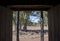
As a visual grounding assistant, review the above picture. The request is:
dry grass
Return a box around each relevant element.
[12,26,48,41]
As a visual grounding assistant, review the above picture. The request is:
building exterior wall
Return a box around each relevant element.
[0,6,12,41]
[48,4,60,41]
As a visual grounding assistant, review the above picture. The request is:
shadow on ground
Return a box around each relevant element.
[21,30,48,34]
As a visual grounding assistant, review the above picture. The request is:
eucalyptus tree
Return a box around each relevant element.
[19,11,32,31]
[22,11,32,31]
[13,11,43,31]
[13,11,18,31]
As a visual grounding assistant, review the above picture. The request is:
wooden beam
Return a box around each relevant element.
[7,5,53,10]
[10,7,50,11]
[8,5,53,8]
[16,11,19,41]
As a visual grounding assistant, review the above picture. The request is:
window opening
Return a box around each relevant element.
[12,11,48,41]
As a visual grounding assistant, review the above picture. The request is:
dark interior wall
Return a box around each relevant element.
[48,4,60,41]
[0,4,60,41]
[0,6,12,41]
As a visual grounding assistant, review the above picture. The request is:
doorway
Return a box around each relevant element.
[12,11,48,41]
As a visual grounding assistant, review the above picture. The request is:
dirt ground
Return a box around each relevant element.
[12,26,48,41]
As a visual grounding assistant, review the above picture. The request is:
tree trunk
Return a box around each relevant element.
[41,11,44,41]
[19,23,21,30]
[23,19,28,31]
[19,17,22,30]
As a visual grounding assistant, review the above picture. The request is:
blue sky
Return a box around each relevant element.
[29,11,40,23]
[29,16,40,23]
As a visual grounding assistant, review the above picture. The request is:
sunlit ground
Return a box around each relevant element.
[12,25,48,41]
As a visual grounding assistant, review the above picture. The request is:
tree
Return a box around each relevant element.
[13,11,18,31]
[22,11,32,31]
[19,11,32,31]
[13,11,43,31]
[43,11,48,26]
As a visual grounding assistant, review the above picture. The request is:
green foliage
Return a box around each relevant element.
[27,21,37,26]
[19,11,32,25]
[13,11,48,26]
[43,11,48,26]
[13,11,18,25]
